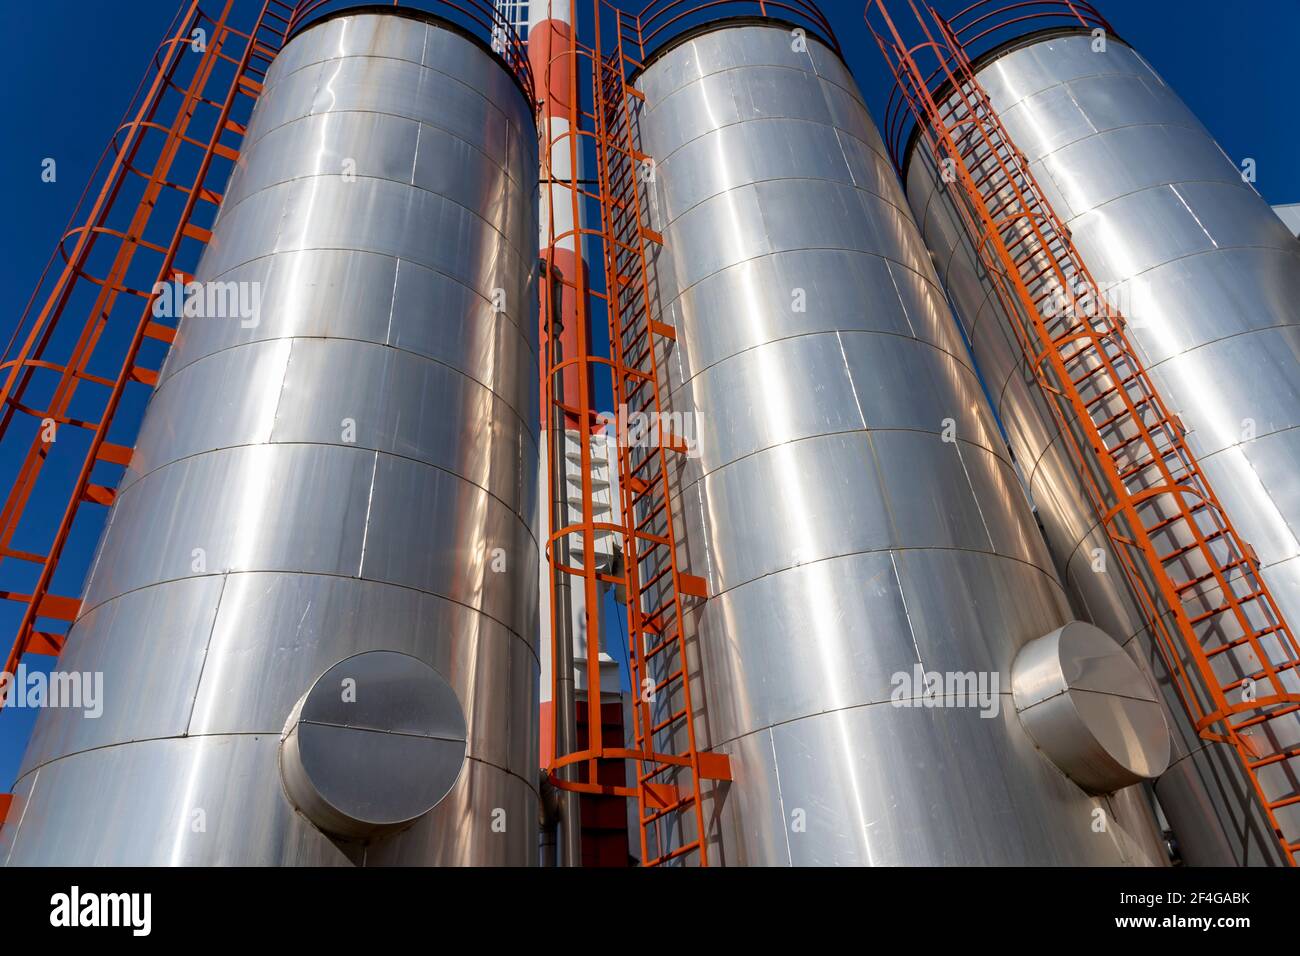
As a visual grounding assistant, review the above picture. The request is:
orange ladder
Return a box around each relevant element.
[0,0,293,689]
[585,0,731,866]
[866,0,1300,864]
[535,0,731,867]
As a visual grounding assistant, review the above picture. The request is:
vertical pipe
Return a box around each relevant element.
[546,264,583,867]
[528,0,590,866]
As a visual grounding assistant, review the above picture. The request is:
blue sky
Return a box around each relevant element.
[1,0,1297,787]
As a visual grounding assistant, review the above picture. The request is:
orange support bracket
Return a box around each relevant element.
[679,573,708,599]
[41,595,81,627]
[697,751,732,781]
[82,485,117,507]
[27,632,66,656]
[95,442,135,466]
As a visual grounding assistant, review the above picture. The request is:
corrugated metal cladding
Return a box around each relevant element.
[2,11,540,865]
[630,22,1166,865]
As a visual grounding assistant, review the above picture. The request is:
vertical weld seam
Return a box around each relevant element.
[889,550,923,667]
[953,440,998,554]
[883,258,919,340]
[385,257,402,346]
[768,728,794,866]
[409,119,422,186]
[267,338,295,440]
[834,329,868,431]
[357,451,381,576]
[2,767,39,866]
[185,572,230,735]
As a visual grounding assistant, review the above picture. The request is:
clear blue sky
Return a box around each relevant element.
[1,0,1297,787]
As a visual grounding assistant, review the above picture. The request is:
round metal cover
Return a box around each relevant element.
[1011,621,1171,794]
[280,650,467,839]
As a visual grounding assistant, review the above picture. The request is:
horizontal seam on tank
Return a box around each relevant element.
[262,51,530,146]
[11,736,539,797]
[1059,176,1268,230]
[296,722,464,742]
[645,60,866,114]
[1053,487,1261,589]
[1160,739,1221,771]
[922,157,1239,314]
[113,441,539,549]
[154,336,538,452]
[653,115,892,192]
[656,174,919,246]
[680,543,1066,619]
[1115,617,1161,649]
[69,569,539,667]
[665,328,980,412]
[701,689,1024,754]
[1025,684,1163,708]
[669,425,1009,499]
[1062,511,1300,583]
[160,325,537,400]
[239,107,527,193]
[213,169,533,266]
[1015,314,1300,498]
[653,113,881,169]
[1080,242,1300,294]
[960,230,1298,370]
[644,62,873,144]
[995,283,1300,494]
[1142,321,1300,374]
[990,68,1176,124]
[192,246,534,347]
[655,247,952,339]
[1011,119,1212,173]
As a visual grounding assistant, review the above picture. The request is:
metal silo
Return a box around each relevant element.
[630,18,1168,865]
[1,8,539,865]
[899,10,1300,865]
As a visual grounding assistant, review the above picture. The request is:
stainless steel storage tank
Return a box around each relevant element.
[0,9,540,865]
[632,19,1166,865]
[903,27,1300,865]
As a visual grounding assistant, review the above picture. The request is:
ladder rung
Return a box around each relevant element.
[645,839,702,866]
[143,321,176,344]
[1172,560,1248,596]
[1147,499,1211,536]
[1247,743,1300,770]
[641,793,694,825]
[182,221,213,243]
[1206,624,1284,658]
[1189,594,1263,626]
[1230,701,1300,732]
[650,708,687,735]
